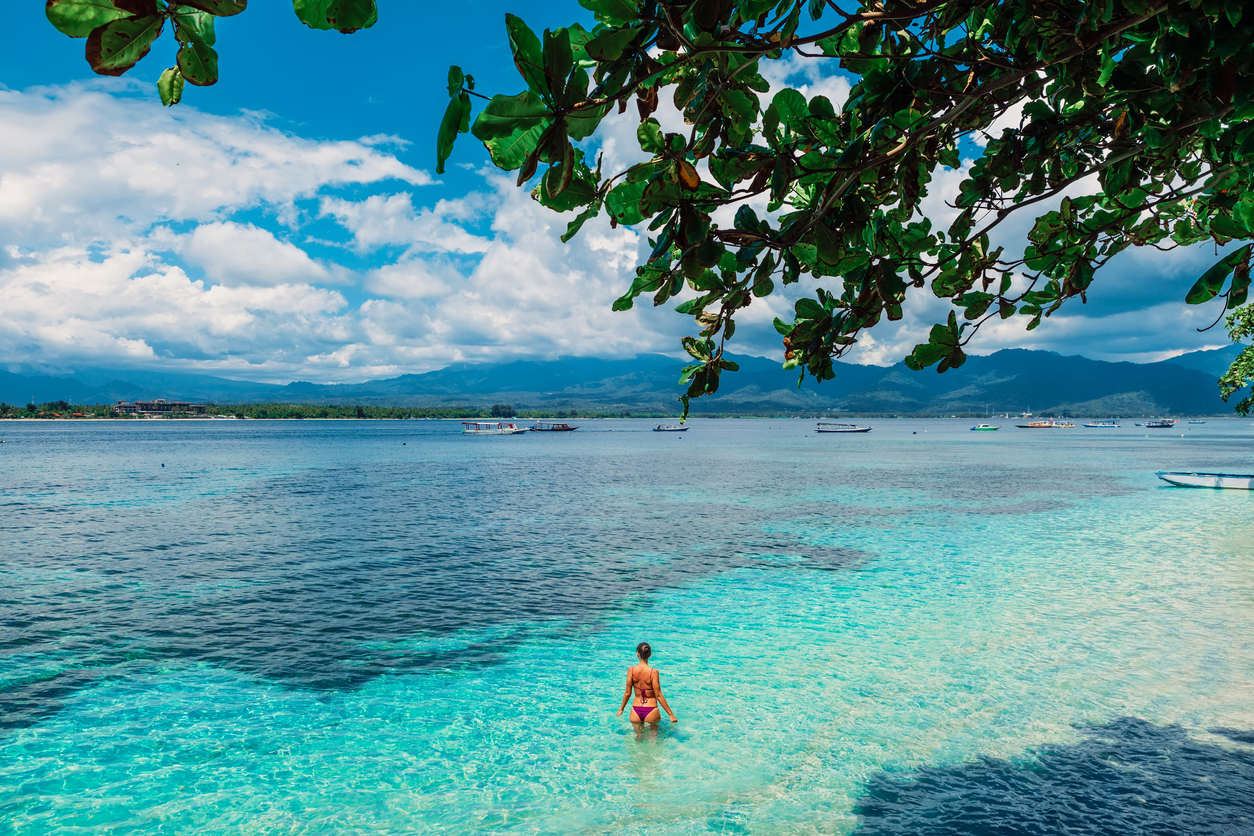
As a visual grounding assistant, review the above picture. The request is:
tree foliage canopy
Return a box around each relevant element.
[437,0,1254,415]
[45,0,1254,414]
[45,0,377,104]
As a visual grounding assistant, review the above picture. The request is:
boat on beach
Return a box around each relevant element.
[970,424,999,431]
[1016,419,1075,428]
[1157,471,1254,489]
[816,422,872,433]
[462,421,529,435]
[653,425,688,432]
[531,421,578,432]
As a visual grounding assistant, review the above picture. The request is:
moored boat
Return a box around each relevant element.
[1157,471,1254,489]
[817,422,872,433]
[653,425,688,432]
[1187,419,1206,424]
[462,421,529,435]
[1140,420,1174,428]
[1083,421,1120,428]
[970,424,999,431]
[1016,419,1075,428]
[531,421,578,432]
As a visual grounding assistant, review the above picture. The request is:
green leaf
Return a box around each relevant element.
[1205,215,1244,242]
[566,23,595,68]
[177,0,245,15]
[613,264,668,310]
[772,88,807,128]
[85,15,163,76]
[436,91,471,175]
[903,342,947,371]
[536,155,597,212]
[157,66,184,106]
[46,0,131,38]
[578,0,640,25]
[505,14,549,98]
[486,121,550,171]
[446,65,465,98]
[176,40,218,86]
[471,91,551,141]
[637,118,664,154]
[566,101,608,141]
[795,297,826,320]
[173,9,216,46]
[543,27,574,99]
[682,336,713,360]
[605,180,647,226]
[562,195,604,243]
[293,0,377,33]
[585,24,640,61]
[937,346,967,373]
[1187,245,1251,305]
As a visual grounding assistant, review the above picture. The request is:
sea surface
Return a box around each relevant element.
[1,418,1253,834]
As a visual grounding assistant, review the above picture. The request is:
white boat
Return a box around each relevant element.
[817,422,872,433]
[1084,421,1119,428]
[1016,419,1075,428]
[1187,419,1206,424]
[970,424,999,431]
[1157,471,1254,489]
[462,421,529,435]
[653,425,688,432]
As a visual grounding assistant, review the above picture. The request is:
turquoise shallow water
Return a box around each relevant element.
[1,419,1253,834]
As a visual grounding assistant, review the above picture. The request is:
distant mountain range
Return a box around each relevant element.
[0,344,1245,416]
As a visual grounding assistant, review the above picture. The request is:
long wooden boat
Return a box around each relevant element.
[462,421,529,435]
[1157,471,1254,489]
[531,421,578,432]
[1083,421,1119,428]
[1016,419,1074,428]
[817,422,872,433]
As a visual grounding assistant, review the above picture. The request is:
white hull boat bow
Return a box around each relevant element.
[462,421,529,435]
[1157,471,1254,489]
[817,422,872,433]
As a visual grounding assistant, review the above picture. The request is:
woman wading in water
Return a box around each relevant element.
[617,642,678,725]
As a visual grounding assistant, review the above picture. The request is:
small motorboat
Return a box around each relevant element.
[531,421,578,432]
[1157,471,1254,489]
[970,424,999,431]
[653,425,688,432]
[1084,421,1120,428]
[462,421,529,435]
[816,422,872,433]
[1187,419,1206,424]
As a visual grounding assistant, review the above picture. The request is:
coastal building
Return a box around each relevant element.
[114,399,208,417]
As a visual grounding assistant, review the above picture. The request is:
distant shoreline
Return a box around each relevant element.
[1,413,1238,422]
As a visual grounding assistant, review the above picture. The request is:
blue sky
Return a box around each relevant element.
[0,2,1234,382]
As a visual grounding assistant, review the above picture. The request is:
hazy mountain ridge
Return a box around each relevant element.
[1,345,1243,416]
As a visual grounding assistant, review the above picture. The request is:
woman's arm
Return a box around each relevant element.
[654,670,677,722]
[616,671,633,716]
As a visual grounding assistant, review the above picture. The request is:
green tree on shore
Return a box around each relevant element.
[44,0,1254,414]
